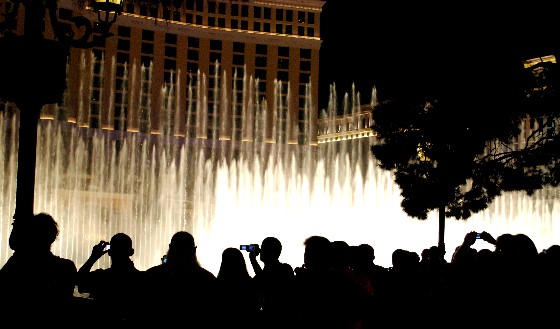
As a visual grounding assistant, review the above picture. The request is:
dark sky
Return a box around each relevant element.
[318,1,560,110]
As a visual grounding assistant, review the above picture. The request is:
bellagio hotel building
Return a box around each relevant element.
[2,0,324,145]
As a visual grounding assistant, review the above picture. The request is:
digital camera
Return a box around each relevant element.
[240,244,258,252]
[475,233,482,239]
[103,243,111,251]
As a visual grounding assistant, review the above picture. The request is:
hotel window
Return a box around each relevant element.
[286,10,293,22]
[141,43,154,55]
[277,71,289,81]
[118,26,130,38]
[208,1,216,13]
[142,30,154,41]
[276,9,283,21]
[210,40,222,51]
[278,58,289,70]
[307,27,315,37]
[256,44,267,56]
[166,33,177,45]
[117,39,130,52]
[279,46,289,57]
[299,73,310,84]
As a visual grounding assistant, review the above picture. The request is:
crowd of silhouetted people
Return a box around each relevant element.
[1,212,559,328]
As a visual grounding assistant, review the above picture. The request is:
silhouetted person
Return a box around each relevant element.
[349,243,388,298]
[446,232,497,318]
[331,240,353,276]
[418,245,450,302]
[294,236,371,329]
[539,244,560,317]
[496,233,542,321]
[143,231,218,328]
[0,212,77,326]
[384,248,425,324]
[76,232,143,325]
[248,236,296,329]
[216,247,260,329]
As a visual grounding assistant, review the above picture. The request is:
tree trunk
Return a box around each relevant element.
[438,205,445,256]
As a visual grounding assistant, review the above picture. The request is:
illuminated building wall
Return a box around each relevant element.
[1,0,324,146]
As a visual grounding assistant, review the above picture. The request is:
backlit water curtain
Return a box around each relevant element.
[1,52,559,275]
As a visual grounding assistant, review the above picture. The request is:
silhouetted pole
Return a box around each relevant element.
[0,37,69,222]
[438,205,445,256]
[1,1,123,223]
[13,102,41,221]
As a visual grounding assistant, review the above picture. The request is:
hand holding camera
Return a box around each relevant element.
[90,240,110,259]
[240,244,260,258]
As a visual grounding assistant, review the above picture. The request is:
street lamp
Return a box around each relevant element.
[0,0,123,225]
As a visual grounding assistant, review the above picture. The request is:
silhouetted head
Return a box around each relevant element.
[350,244,375,271]
[167,231,197,264]
[513,233,538,262]
[218,247,250,280]
[260,236,282,264]
[476,248,495,269]
[10,212,59,253]
[495,233,515,254]
[331,240,351,270]
[108,233,134,258]
[358,243,375,262]
[392,248,420,273]
[303,235,331,270]
[546,244,560,258]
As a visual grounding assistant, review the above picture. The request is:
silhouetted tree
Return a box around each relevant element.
[370,48,560,225]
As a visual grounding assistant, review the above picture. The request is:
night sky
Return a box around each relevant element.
[318,1,560,110]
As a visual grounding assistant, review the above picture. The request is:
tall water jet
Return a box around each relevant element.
[1,53,559,276]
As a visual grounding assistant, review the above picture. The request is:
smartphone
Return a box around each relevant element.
[240,244,257,252]
[103,243,111,251]
[476,233,481,239]
[162,255,168,264]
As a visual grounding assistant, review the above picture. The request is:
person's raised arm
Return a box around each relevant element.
[77,241,109,292]
[249,246,262,276]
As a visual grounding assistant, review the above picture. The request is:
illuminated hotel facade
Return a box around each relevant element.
[1,0,324,145]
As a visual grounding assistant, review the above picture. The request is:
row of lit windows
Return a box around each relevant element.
[110,24,314,142]
[124,1,318,38]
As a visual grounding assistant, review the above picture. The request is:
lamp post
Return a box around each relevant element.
[0,0,123,225]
